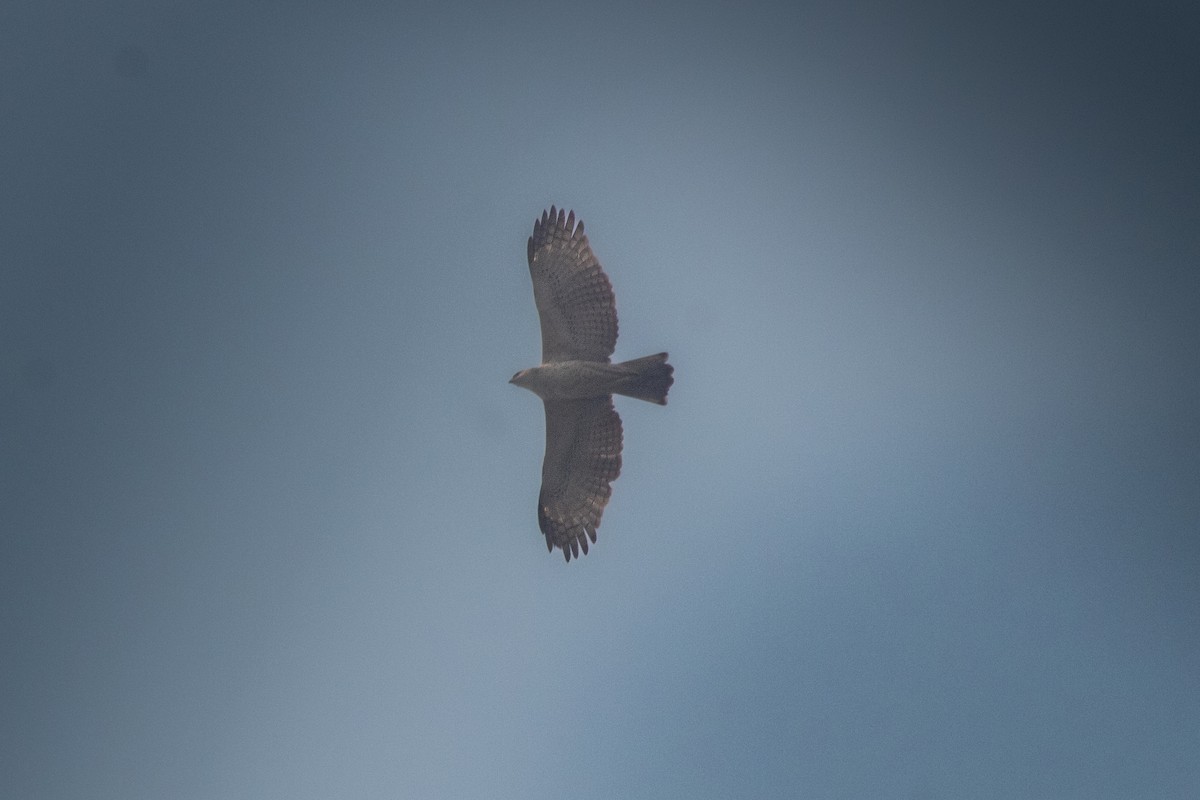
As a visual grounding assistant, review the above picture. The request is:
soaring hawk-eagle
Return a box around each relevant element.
[510,207,673,562]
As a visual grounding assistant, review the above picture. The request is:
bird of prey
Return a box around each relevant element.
[510,206,674,562]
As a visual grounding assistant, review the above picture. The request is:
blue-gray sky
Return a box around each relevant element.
[3,2,1198,798]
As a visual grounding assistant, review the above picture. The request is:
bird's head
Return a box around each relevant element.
[510,367,543,394]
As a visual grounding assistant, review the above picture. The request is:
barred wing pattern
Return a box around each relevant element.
[527,206,618,363]
[538,398,623,561]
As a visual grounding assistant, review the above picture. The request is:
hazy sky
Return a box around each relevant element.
[3,2,1198,798]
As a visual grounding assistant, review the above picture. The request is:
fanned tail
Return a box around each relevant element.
[613,352,674,405]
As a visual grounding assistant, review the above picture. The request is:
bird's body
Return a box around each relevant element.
[511,207,673,561]
[511,355,673,403]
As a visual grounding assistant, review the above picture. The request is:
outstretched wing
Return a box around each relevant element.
[527,206,618,363]
[538,398,623,561]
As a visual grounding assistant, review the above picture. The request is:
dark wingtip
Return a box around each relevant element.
[533,206,585,241]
